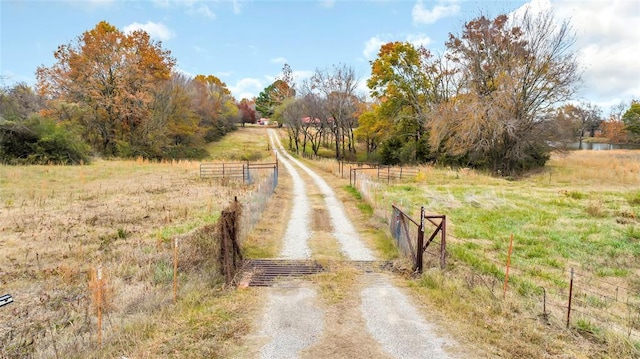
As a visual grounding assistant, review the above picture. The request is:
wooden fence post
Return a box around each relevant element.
[96,266,103,347]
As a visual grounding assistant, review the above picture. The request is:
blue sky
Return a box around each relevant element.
[1,0,639,114]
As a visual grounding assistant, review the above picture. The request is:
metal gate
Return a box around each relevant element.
[390,205,446,272]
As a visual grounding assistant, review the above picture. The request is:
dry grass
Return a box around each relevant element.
[0,129,273,357]
[529,150,640,188]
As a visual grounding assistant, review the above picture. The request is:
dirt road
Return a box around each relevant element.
[247,130,458,358]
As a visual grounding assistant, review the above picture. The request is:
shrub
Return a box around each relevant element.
[0,117,91,165]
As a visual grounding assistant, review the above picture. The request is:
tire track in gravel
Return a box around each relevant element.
[253,130,324,359]
[270,130,375,260]
[270,132,312,259]
[253,129,456,359]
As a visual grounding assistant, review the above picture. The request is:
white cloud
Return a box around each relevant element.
[123,22,175,41]
[362,33,433,60]
[174,67,196,79]
[356,77,372,99]
[152,0,220,18]
[216,71,234,78]
[412,0,460,25]
[270,57,288,64]
[86,0,115,6]
[320,0,335,9]
[195,4,216,19]
[292,70,314,84]
[363,35,387,60]
[229,78,264,100]
[514,0,640,110]
[406,33,432,48]
[232,0,242,14]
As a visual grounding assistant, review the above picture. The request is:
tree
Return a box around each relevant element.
[366,41,456,163]
[311,64,361,160]
[552,103,601,149]
[192,74,238,142]
[434,10,579,175]
[600,119,628,144]
[573,103,601,148]
[255,64,296,119]
[149,72,208,158]
[295,88,329,156]
[0,83,44,121]
[622,100,640,140]
[36,21,176,156]
[367,42,451,136]
[237,98,257,126]
[279,97,305,153]
[355,104,394,157]
[0,116,90,165]
[547,104,582,148]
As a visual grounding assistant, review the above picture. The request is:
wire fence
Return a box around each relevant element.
[236,165,278,244]
[437,231,640,343]
[350,167,640,345]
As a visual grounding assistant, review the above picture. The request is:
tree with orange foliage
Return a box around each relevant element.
[36,21,175,156]
[191,74,238,141]
[600,119,628,144]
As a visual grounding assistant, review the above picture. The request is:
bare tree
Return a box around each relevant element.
[434,9,579,175]
[311,64,361,159]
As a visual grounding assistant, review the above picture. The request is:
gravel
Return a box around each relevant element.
[360,274,456,358]
[258,285,324,359]
[270,131,375,261]
[268,131,311,259]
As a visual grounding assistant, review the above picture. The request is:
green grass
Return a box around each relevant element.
[349,150,640,357]
[206,126,273,162]
[344,185,374,216]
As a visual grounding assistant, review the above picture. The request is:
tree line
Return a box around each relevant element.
[261,10,640,176]
[2,15,639,171]
[0,21,242,164]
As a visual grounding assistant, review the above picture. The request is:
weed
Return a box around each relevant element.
[575,318,602,336]
[628,192,640,206]
[116,228,127,239]
[311,264,358,304]
[585,200,607,217]
[626,226,640,240]
[563,190,586,200]
[153,261,173,285]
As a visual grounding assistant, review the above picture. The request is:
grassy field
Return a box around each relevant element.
[3,124,639,358]
[0,127,274,358]
[313,149,640,358]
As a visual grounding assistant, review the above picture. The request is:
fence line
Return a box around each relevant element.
[346,166,640,345]
[236,168,278,244]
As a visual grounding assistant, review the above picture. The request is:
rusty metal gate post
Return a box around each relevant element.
[415,206,425,273]
[440,215,446,269]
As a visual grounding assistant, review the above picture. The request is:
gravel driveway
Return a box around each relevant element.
[252,130,457,359]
